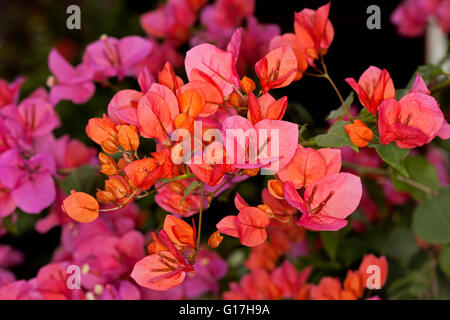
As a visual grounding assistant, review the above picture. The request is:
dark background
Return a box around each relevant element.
[0,0,425,279]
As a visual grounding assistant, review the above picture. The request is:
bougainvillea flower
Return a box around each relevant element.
[48,48,95,105]
[137,87,179,145]
[185,43,240,96]
[255,46,298,93]
[139,0,200,45]
[222,115,298,173]
[107,89,143,126]
[271,261,312,299]
[269,33,308,81]
[83,35,153,81]
[217,205,270,247]
[1,97,60,139]
[261,188,296,219]
[223,269,281,300]
[0,150,56,214]
[310,277,342,300]
[379,75,449,148]
[390,0,430,37]
[343,270,364,299]
[177,78,224,117]
[0,77,24,108]
[358,254,388,289]
[155,180,207,217]
[277,145,341,189]
[34,262,84,300]
[284,173,362,231]
[345,66,396,114]
[132,229,194,291]
[62,191,99,223]
[186,140,232,186]
[123,158,159,190]
[131,252,188,291]
[294,2,334,61]
[247,93,288,125]
[163,215,196,249]
[158,62,183,92]
[345,119,374,147]
[86,114,118,150]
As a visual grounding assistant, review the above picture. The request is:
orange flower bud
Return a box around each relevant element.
[101,136,119,154]
[240,76,256,94]
[228,92,241,107]
[86,114,118,146]
[105,177,130,200]
[268,179,284,199]
[117,125,140,151]
[345,119,374,148]
[243,168,259,177]
[178,89,205,118]
[62,191,99,223]
[99,153,119,176]
[208,230,224,248]
[96,190,115,204]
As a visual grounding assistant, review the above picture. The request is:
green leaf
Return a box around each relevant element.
[417,64,444,84]
[439,245,450,277]
[59,165,97,195]
[395,88,409,100]
[315,120,359,152]
[391,155,440,200]
[357,108,376,124]
[378,226,419,266]
[375,143,410,177]
[326,92,354,120]
[180,180,201,205]
[320,225,351,261]
[320,231,340,261]
[412,187,450,244]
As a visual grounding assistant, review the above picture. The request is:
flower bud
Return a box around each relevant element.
[208,230,224,248]
[96,190,115,204]
[345,119,374,148]
[105,177,129,200]
[99,152,119,176]
[240,76,256,94]
[268,179,284,199]
[117,124,140,151]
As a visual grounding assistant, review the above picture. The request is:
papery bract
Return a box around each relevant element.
[345,66,395,114]
[284,173,362,231]
[294,2,334,62]
[255,46,298,93]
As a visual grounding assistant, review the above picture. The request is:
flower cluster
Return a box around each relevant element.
[223,254,388,300]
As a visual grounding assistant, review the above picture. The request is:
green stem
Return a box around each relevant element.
[395,174,438,196]
[430,77,450,94]
[197,182,204,248]
[319,55,354,121]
